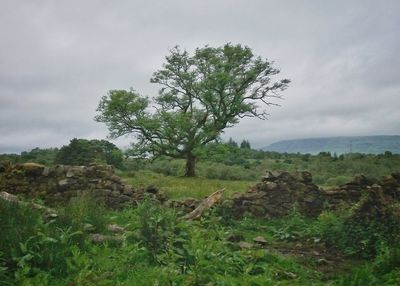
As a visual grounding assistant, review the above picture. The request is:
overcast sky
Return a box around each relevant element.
[1,0,399,153]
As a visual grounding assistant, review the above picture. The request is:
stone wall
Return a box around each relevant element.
[0,162,166,208]
[225,170,400,218]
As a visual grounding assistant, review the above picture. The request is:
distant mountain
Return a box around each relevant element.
[263,135,400,154]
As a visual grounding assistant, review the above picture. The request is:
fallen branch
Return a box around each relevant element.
[184,189,225,220]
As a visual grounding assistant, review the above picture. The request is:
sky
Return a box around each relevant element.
[1,0,399,153]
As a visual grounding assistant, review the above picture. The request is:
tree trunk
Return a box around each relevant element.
[185,153,196,177]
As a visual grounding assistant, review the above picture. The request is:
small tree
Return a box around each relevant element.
[240,139,251,149]
[95,44,289,176]
[55,138,123,168]
[228,138,238,148]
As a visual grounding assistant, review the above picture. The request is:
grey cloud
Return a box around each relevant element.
[1,0,399,153]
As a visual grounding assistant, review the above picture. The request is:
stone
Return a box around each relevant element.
[391,172,400,181]
[264,181,278,191]
[0,163,167,209]
[58,179,71,187]
[123,185,133,194]
[107,224,125,233]
[90,233,123,244]
[110,191,120,198]
[0,161,11,173]
[238,241,253,250]
[84,223,95,232]
[224,170,399,219]
[0,191,19,202]
[21,162,46,176]
[226,233,245,242]
[253,236,267,246]
[53,165,65,176]
[109,175,122,183]
[146,185,158,194]
[42,167,50,176]
[118,195,131,203]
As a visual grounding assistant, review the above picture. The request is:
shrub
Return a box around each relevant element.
[147,159,184,176]
[373,244,400,275]
[311,210,347,247]
[341,217,400,258]
[325,175,352,187]
[57,192,108,235]
[198,162,258,181]
[134,199,180,264]
[0,200,41,267]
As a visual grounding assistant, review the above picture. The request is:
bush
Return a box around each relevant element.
[0,199,85,283]
[0,200,41,266]
[373,245,400,275]
[198,162,258,181]
[341,217,400,258]
[325,175,352,187]
[147,159,184,176]
[311,210,347,247]
[335,245,400,285]
[134,199,181,264]
[57,192,108,235]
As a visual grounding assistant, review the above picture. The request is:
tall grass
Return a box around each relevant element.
[122,170,255,200]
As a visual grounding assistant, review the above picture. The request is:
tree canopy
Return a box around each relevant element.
[95,43,290,176]
[54,138,123,168]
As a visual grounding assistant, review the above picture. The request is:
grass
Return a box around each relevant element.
[2,160,400,285]
[121,170,256,200]
[2,189,399,285]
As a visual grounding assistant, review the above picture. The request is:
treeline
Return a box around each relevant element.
[2,139,400,186]
[0,138,123,168]
[124,140,400,185]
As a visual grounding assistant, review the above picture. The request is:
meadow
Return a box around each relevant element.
[1,145,400,285]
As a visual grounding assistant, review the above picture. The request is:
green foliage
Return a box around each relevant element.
[55,138,123,168]
[335,265,379,286]
[95,43,289,176]
[227,137,238,148]
[373,245,400,276]
[122,169,254,200]
[240,139,251,149]
[0,200,41,267]
[2,194,399,285]
[309,206,400,259]
[340,216,400,258]
[146,157,185,176]
[57,192,108,235]
[0,147,58,166]
[2,148,400,284]
[122,141,400,186]
[0,200,84,284]
[134,199,180,264]
[271,208,311,242]
[311,210,347,247]
[335,245,400,285]
[198,162,259,180]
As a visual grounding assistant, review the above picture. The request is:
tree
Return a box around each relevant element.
[54,138,123,168]
[228,138,238,148]
[95,43,290,176]
[240,139,251,149]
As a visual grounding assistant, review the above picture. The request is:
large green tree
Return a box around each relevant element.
[54,138,123,168]
[95,44,289,176]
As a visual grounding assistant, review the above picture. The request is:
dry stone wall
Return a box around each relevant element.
[225,170,400,218]
[0,162,166,208]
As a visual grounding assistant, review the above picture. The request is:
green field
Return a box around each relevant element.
[1,145,400,285]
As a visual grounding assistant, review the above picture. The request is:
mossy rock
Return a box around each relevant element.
[20,162,46,176]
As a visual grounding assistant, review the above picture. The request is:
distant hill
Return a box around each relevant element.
[263,135,400,154]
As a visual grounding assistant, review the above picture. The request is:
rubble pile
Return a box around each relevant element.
[0,162,166,208]
[225,170,400,218]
